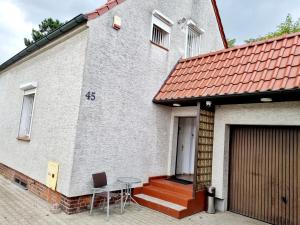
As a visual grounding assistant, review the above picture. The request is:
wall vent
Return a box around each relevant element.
[14,177,28,190]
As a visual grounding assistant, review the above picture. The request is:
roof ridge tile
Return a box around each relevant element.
[86,0,124,20]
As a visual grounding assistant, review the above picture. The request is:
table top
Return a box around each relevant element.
[117,177,142,184]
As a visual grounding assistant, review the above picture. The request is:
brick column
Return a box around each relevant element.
[195,109,215,191]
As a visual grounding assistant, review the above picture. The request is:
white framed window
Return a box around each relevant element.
[185,20,204,58]
[18,86,37,141]
[151,10,173,49]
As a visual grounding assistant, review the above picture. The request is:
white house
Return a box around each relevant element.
[0,0,226,218]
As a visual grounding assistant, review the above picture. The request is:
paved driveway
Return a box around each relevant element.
[0,176,267,225]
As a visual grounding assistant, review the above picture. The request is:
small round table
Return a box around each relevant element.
[117,177,142,209]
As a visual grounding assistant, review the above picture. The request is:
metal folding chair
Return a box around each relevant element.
[90,172,124,219]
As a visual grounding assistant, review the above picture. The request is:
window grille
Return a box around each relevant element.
[151,10,173,49]
[186,26,201,58]
[152,25,169,48]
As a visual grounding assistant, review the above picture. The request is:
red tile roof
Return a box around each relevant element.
[85,0,227,49]
[154,32,300,103]
[85,0,125,20]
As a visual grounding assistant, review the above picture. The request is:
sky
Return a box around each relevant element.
[0,0,300,64]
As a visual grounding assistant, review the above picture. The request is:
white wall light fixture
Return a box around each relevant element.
[260,98,273,102]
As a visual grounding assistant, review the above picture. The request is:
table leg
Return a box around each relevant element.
[127,185,140,208]
[106,191,110,220]
[90,192,95,215]
[130,195,140,205]
[121,188,123,214]
[123,185,129,211]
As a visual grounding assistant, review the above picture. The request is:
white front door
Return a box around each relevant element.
[176,117,196,175]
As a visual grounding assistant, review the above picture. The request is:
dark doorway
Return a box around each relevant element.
[173,117,196,184]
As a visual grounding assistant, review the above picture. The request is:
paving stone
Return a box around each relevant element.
[0,176,267,225]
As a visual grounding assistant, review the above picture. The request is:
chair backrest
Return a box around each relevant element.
[92,172,107,188]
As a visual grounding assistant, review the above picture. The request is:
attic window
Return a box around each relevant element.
[151,10,173,49]
[185,21,204,58]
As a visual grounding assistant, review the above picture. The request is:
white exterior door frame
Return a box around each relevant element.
[176,117,196,175]
[167,106,198,176]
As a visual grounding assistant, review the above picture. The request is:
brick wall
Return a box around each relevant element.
[0,163,106,214]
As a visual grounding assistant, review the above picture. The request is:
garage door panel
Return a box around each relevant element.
[271,128,278,224]
[229,126,299,225]
[295,130,299,225]
[269,128,277,224]
[293,129,299,225]
[274,128,281,225]
[298,130,300,225]
[244,127,252,217]
[278,128,284,225]
[249,128,256,218]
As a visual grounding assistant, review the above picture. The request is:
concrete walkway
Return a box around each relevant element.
[0,176,268,225]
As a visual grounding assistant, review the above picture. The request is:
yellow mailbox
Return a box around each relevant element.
[46,161,59,191]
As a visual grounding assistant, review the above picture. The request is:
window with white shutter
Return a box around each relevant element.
[150,10,173,49]
[185,21,204,58]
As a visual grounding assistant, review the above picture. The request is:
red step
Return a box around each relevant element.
[133,177,206,219]
[142,185,190,207]
[150,179,193,196]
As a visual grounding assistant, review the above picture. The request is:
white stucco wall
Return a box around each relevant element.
[212,101,300,211]
[0,28,88,196]
[69,0,224,196]
[191,0,225,54]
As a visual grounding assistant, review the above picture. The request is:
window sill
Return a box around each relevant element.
[150,41,169,51]
[17,136,31,142]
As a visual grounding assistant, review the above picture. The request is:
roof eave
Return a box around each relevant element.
[153,89,300,106]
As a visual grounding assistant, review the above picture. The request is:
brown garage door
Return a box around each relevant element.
[229,126,300,225]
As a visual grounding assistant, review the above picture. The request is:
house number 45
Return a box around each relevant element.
[85,91,96,101]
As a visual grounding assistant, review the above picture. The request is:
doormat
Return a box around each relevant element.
[167,177,193,185]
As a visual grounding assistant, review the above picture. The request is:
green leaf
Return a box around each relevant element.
[245,14,300,43]
[24,17,64,47]
[227,38,236,48]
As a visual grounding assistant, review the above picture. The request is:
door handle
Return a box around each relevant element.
[181,144,184,151]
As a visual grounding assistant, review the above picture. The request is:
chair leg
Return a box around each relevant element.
[90,192,95,215]
[106,191,110,220]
